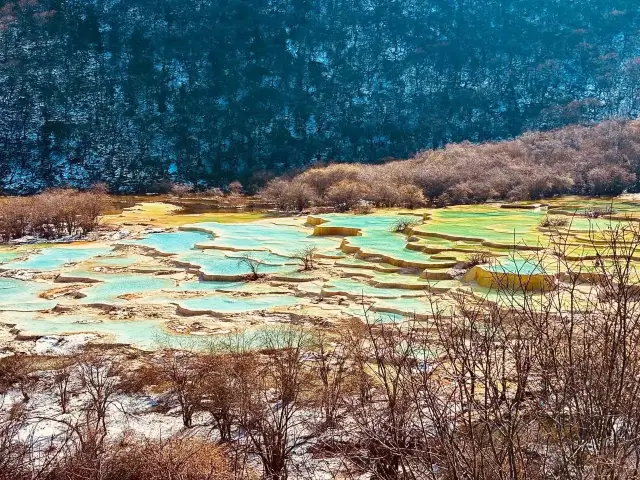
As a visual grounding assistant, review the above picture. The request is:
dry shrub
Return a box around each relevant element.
[149,180,175,194]
[200,352,259,443]
[585,205,618,218]
[465,251,492,267]
[0,354,38,402]
[260,178,317,211]
[0,404,31,480]
[0,189,108,242]
[366,181,402,207]
[89,182,110,194]
[294,246,317,270]
[586,164,636,195]
[396,184,425,208]
[351,202,373,214]
[227,181,243,195]
[279,119,640,207]
[298,164,362,196]
[391,217,421,233]
[203,187,224,198]
[50,436,231,480]
[539,215,569,228]
[0,197,32,240]
[325,180,371,211]
[112,436,230,480]
[118,363,166,395]
[170,183,194,196]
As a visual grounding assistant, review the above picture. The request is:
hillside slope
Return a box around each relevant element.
[263,120,640,208]
[1,0,639,192]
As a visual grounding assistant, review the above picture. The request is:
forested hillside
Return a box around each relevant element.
[1,0,639,192]
[263,120,640,210]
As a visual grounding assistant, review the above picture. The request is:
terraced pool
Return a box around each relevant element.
[0,196,637,349]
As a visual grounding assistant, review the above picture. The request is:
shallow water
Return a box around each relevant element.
[7,246,111,270]
[2,197,640,348]
[178,294,301,314]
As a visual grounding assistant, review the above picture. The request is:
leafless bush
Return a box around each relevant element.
[298,164,362,196]
[110,436,231,480]
[0,404,32,480]
[391,217,421,233]
[170,182,194,196]
[0,190,109,242]
[277,120,640,206]
[464,251,492,267]
[260,179,317,211]
[158,351,207,428]
[48,434,232,480]
[236,253,262,281]
[200,351,258,443]
[203,187,225,198]
[310,331,350,430]
[52,361,74,414]
[584,205,617,218]
[351,202,374,214]
[539,215,569,228]
[89,182,110,195]
[294,246,317,270]
[0,355,38,403]
[238,328,313,480]
[396,184,426,208]
[227,181,244,196]
[325,180,371,211]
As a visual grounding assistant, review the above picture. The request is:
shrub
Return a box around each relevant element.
[391,217,421,233]
[203,187,224,197]
[352,202,374,214]
[89,182,110,194]
[0,190,108,242]
[396,184,426,208]
[236,253,262,280]
[0,198,32,241]
[299,164,362,196]
[294,246,317,270]
[148,180,174,194]
[276,120,640,207]
[260,179,317,211]
[50,436,231,480]
[585,205,618,219]
[227,181,244,195]
[465,251,492,267]
[539,216,569,228]
[325,180,371,211]
[169,183,194,196]
[366,182,401,207]
[586,165,636,195]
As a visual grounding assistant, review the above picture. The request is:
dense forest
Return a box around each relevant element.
[1,0,640,193]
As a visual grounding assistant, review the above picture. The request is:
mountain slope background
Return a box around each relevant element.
[1,0,639,192]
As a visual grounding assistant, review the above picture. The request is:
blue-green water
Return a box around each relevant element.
[178,294,301,314]
[7,246,111,271]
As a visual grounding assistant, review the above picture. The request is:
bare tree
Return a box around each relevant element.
[159,350,206,428]
[238,328,313,480]
[295,246,317,271]
[200,351,257,443]
[0,355,37,403]
[237,253,262,281]
[53,364,73,415]
[311,331,349,429]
